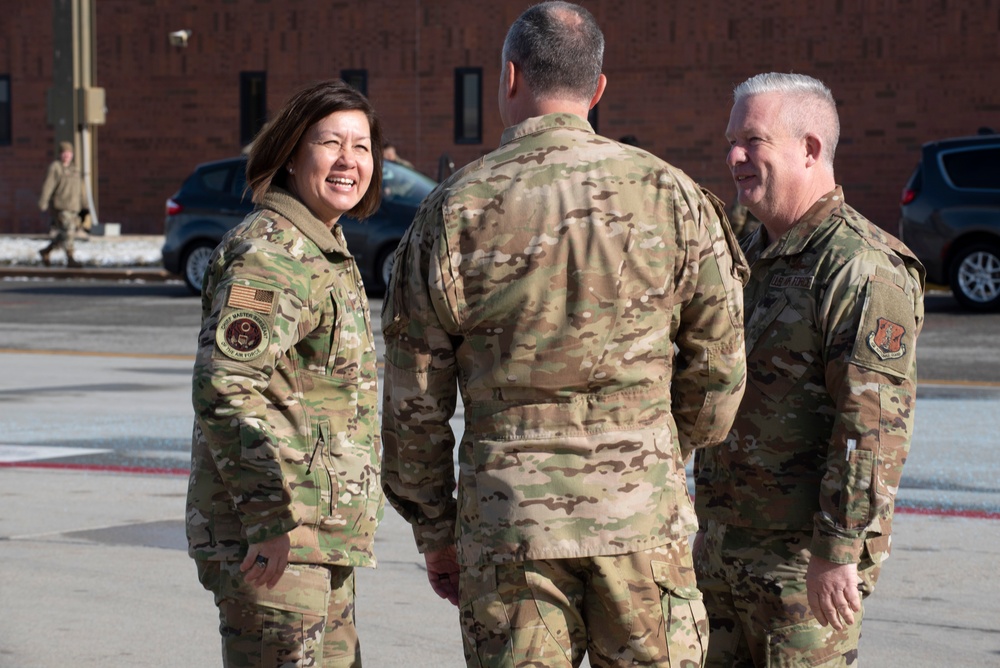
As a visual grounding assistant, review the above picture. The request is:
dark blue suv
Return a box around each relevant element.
[161,157,436,294]
[900,135,1000,312]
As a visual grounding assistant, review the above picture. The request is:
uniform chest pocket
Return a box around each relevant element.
[746,294,816,403]
[327,274,373,381]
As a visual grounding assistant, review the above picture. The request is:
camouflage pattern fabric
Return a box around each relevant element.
[186,186,383,569]
[694,188,924,664]
[459,540,706,668]
[38,159,86,253]
[728,202,761,241]
[695,522,864,668]
[381,111,747,567]
[695,187,924,562]
[49,209,81,253]
[38,159,85,216]
[197,560,361,667]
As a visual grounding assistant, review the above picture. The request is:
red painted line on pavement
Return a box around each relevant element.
[0,461,189,476]
[896,505,1000,520]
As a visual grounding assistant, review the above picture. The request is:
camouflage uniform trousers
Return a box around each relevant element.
[694,521,866,667]
[458,540,708,668]
[50,209,81,253]
[196,560,361,668]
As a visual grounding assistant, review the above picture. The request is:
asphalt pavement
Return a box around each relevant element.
[3,463,997,667]
[2,236,999,666]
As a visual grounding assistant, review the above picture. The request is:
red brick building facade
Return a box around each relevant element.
[1,0,998,235]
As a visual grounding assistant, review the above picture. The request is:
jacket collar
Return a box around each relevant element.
[260,187,352,257]
[749,186,846,261]
[500,113,594,146]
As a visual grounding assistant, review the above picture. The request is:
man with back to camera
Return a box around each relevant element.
[381,2,749,666]
[694,72,925,667]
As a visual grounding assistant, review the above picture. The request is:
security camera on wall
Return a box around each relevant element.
[168,30,192,47]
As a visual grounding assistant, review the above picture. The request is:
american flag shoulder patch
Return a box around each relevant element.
[227,284,275,314]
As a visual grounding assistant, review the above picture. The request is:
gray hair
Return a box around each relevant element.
[501,1,604,103]
[734,72,840,169]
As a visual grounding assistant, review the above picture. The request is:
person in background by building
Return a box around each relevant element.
[381,2,748,666]
[728,200,761,240]
[186,79,385,667]
[37,141,87,267]
[383,142,415,169]
[694,72,925,667]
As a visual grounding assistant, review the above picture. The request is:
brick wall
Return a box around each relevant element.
[1,0,998,235]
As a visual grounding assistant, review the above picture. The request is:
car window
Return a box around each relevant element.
[382,162,436,207]
[199,165,232,193]
[940,147,1000,190]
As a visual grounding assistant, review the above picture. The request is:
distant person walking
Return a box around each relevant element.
[38,141,87,267]
[383,142,415,169]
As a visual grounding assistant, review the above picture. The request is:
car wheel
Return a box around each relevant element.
[181,241,216,295]
[949,243,1000,312]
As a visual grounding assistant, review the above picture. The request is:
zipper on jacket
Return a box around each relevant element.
[315,421,336,517]
[306,427,325,474]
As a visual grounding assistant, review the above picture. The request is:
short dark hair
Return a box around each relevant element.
[501,1,604,103]
[247,79,384,219]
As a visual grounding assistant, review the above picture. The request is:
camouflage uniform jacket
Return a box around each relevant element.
[38,160,85,214]
[382,113,748,566]
[186,188,383,567]
[695,187,925,565]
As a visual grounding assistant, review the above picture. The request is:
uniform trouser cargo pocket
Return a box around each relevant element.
[765,607,863,668]
[651,559,708,666]
[197,560,360,668]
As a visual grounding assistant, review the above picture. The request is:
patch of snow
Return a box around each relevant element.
[0,235,164,267]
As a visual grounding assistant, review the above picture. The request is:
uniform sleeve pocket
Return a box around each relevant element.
[842,449,874,529]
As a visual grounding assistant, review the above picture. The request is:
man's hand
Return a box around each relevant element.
[806,556,861,631]
[240,533,291,589]
[425,545,460,606]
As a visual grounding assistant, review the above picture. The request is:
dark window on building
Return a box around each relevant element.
[240,72,267,147]
[455,68,482,144]
[341,69,368,97]
[941,147,1000,190]
[587,105,599,134]
[0,75,11,146]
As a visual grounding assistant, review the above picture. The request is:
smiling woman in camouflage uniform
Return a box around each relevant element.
[186,79,385,668]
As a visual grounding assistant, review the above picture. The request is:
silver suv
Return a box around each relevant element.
[899,135,1000,311]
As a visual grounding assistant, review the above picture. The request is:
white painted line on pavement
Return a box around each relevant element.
[0,444,111,463]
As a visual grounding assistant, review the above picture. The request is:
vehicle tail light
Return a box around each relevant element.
[900,188,917,205]
[166,198,183,216]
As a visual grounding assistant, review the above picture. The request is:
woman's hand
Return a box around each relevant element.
[240,533,292,589]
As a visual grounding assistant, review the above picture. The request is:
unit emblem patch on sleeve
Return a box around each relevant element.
[216,310,270,361]
[867,317,906,360]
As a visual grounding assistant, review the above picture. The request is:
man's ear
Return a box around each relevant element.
[503,60,518,100]
[804,133,823,167]
[589,73,607,109]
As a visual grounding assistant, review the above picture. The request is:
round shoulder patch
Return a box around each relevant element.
[216,310,270,361]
